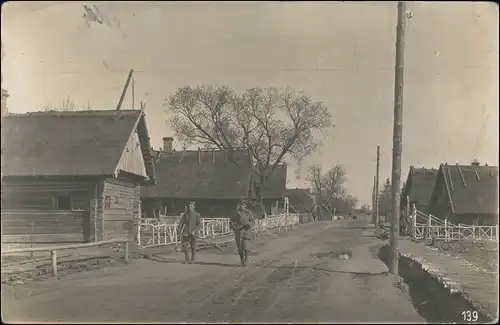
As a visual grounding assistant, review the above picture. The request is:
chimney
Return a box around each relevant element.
[471,159,480,166]
[162,137,174,153]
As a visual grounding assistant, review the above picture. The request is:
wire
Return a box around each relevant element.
[34,65,495,76]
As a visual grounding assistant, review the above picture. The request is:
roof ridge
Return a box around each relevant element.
[4,110,141,117]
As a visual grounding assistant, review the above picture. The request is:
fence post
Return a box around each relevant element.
[412,204,417,238]
[137,218,141,246]
[51,250,58,278]
[444,218,448,241]
[124,241,129,263]
[458,223,461,241]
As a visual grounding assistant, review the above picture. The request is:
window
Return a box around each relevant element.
[104,196,111,209]
[53,195,71,210]
[71,197,86,211]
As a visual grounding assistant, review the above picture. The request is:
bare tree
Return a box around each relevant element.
[359,204,371,214]
[166,85,333,211]
[378,178,392,217]
[308,163,349,218]
[43,97,94,112]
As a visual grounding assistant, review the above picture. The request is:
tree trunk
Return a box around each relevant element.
[255,179,266,219]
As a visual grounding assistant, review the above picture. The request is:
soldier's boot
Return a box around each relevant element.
[182,244,190,264]
[243,250,249,265]
[189,245,196,264]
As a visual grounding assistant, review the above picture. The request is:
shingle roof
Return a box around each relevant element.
[140,149,252,199]
[401,166,439,210]
[1,110,155,182]
[437,163,498,215]
[253,165,287,199]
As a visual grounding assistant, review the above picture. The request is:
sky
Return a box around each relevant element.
[1,1,498,207]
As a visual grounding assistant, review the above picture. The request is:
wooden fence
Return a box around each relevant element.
[137,213,300,249]
[1,238,129,278]
[409,206,499,242]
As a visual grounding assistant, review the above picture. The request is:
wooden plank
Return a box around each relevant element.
[1,210,86,217]
[1,212,86,219]
[102,178,137,241]
[1,233,85,243]
[2,226,85,235]
[1,219,84,228]
[2,238,127,254]
[116,130,148,178]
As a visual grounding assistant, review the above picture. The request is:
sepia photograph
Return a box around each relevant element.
[1,1,498,323]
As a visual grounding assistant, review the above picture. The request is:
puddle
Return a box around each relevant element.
[312,249,352,260]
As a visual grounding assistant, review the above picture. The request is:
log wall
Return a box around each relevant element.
[1,209,87,243]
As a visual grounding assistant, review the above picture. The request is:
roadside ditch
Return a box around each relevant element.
[378,244,495,323]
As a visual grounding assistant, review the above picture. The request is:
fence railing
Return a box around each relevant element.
[137,213,300,249]
[407,206,498,242]
[1,238,130,278]
[413,223,499,242]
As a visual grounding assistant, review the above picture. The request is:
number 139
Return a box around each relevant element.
[462,310,478,322]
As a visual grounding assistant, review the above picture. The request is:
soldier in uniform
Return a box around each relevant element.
[177,201,201,264]
[230,199,255,267]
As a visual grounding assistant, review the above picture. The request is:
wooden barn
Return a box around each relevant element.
[1,110,156,246]
[428,162,499,226]
[253,165,288,215]
[401,166,439,215]
[140,137,253,219]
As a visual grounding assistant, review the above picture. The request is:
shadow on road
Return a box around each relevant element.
[144,254,389,277]
[346,226,375,230]
[144,254,241,268]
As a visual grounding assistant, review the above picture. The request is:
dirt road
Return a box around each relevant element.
[2,221,425,323]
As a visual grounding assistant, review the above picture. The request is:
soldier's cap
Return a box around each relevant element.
[239,199,248,205]
[187,200,196,205]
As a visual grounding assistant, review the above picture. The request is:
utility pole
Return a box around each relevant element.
[372,175,376,224]
[390,1,408,278]
[375,145,380,228]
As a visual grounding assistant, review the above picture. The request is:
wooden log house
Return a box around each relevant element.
[140,138,253,219]
[1,110,156,247]
[428,162,499,226]
[400,166,439,215]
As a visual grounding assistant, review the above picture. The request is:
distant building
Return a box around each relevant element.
[1,110,156,245]
[285,188,313,213]
[401,166,439,215]
[428,162,499,226]
[1,88,8,117]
